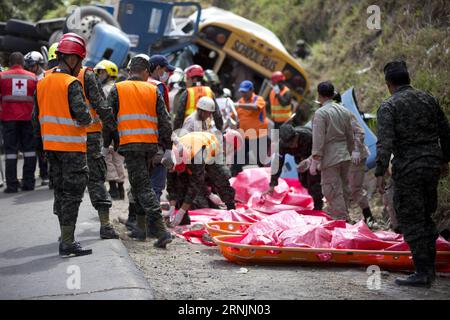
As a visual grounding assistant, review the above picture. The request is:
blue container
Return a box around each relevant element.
[85,23,130,68]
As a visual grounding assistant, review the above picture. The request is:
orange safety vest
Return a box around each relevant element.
[178,131,219,165]
[185,86,213,117]
[270,86,292,123]
[116,80,159,145]
[78,67,102,133]
[37,72,87,152]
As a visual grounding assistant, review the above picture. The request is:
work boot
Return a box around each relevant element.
[4,187,18,193]
[127,214,146,241]
[362,207,374,224]
[59,241,93,257]
[395,272,433,288]
[100,224,119,239]
[108,181,119,200]
[126,227,146,241]
[154,231,172,249]
[117,182,125,200]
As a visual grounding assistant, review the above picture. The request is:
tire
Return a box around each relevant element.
[48,30,63,45]
[5,19,46,41]
[1,35,42,54]
[0,22,6,36]
[63,5,120,41]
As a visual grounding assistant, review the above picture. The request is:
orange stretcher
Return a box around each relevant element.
[213,235,450,273]
[205,221,253,238]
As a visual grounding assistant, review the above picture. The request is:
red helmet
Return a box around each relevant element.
[185,64,204,78]
[271,71,285,84]
[56,33,86,59]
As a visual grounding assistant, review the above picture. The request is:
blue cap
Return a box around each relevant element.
[239,80,254,92]
[149,54,175,72]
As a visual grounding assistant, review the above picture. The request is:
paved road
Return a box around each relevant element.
[0,181,153,300]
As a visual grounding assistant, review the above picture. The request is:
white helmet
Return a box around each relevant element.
[24,51,44,66]
[222,88,232,98]
[196,96,215,112]
[168,67,184,85]
[127,53,150,69]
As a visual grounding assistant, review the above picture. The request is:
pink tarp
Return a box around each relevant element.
[174,168,450,252]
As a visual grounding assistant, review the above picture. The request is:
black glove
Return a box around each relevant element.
[112,131,120,151]
[102,128,113,148]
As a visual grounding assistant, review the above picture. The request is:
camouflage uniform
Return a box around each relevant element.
[108,76,172,238]
[376,84,450,275]
[32,70,91,237]
[173,88,224,131]
[81,69,117,213]
[271,126,323,210]
[167,162,235,210]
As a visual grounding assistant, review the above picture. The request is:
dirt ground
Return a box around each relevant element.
[110,197,450,300]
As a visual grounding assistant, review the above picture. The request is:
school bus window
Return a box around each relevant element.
[199,26,231,48]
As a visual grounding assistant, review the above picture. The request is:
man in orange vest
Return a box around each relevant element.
[267,71,292,129]
[0,52,38,193]
[32,33,93,257]
[173,64,223,131]
[106,54,173,248]
[78,60,119,240]
[232,80,270,176]
[167,131,235,227]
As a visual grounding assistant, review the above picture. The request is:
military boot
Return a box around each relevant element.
[59,225,92,257]
[117,182,125,200]
[108,181,119,200]
[127,214,146,241]
[362,207,374,224]
[395,272,433,288]
[100,224,119,239]
[151,217,172,249]
[59,241,93,257]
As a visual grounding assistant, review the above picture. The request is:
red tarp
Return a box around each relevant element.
[174,168,450,252]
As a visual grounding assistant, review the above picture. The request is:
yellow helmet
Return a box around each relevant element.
[48,43,58,61]
[94,60,118,79]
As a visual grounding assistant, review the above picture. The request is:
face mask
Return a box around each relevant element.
[160,71,169,83]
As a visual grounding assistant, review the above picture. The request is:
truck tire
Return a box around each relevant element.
[5,19,46,40]
[0,22,6,35]
[1,35,42,54]
[48,30,63,45]
[63,6,120,41]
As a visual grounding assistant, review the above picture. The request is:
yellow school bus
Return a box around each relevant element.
[171,7,309,101]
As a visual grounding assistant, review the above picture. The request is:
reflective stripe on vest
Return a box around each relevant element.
[37,72,87,152]
[78,67,102,133]
[185,86,213,117]
[116,80,159,145]
[270,86,292,122]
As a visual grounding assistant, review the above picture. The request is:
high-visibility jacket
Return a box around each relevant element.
[185,86,213,117]
[116,80,159,145]
[148,78,170,111]
[78,67,102,133]
[270,86,291,123]
[0,65,37,121]
[37,72,87,152]
[236,94,269,139]
[178,131,219,165]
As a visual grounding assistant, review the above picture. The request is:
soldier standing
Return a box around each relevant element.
[311,82,354,221]
[376,61,450,287]
[33,33,92,256]
[78,61,119,239]
[106,55,173,248]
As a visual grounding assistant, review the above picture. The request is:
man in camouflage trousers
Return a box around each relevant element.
[79,66,118,239]
[106,54,173,248]
[376,61,450,288]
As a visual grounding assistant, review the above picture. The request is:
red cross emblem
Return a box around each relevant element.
[15,80,24,89]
